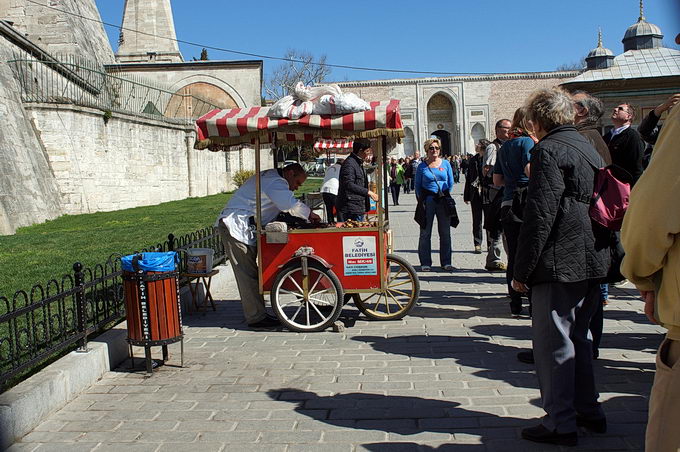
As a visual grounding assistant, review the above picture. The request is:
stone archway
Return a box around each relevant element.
[426,93,457,155]
[403,127,416,157]
[471,123,486,154]
[165,82,238,119]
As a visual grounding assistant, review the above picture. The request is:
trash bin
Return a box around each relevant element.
[122,252,183,375]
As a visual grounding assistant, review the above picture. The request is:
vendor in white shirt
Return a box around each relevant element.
[216,163,320,328]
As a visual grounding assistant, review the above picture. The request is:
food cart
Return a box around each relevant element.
[195,100,419,332]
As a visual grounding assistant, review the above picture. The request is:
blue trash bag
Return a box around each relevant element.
[121,251,178,272]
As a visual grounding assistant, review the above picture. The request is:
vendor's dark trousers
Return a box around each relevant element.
[390,183,401,205]
[322,192,337,223]
[532,281,605,433]
[501,210,527,315]
[470,193,483,247]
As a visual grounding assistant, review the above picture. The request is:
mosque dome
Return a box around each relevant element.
[587,45,614,59]
[586,30,615,70]
[622,1,663,51]
[623,20,663,41]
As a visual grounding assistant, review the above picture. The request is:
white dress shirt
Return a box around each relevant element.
[610,124,630,138]
[216,169,311,246]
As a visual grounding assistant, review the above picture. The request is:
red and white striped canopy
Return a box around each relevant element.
[313,138,353,150]
[195,100,403,150]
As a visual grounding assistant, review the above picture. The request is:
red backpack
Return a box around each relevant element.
[589,166,631,231]
[552,138,632,231]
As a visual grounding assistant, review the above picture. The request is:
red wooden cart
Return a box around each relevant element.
[195,100,420,332]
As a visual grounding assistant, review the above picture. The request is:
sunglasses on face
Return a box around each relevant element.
[615,106,628,112]
[429,146,440,150]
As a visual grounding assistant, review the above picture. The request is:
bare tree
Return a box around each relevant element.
[556,57,587,71]
[264,49,332,101]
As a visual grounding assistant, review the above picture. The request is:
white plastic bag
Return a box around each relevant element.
[312,93,371,115]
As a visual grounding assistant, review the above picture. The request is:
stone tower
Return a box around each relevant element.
[115,0,183,63]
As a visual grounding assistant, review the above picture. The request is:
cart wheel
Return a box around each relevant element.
[351,254,420,320]
[271,260,343,332]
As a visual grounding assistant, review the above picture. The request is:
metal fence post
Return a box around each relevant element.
[168,233,175,251]
[74,262,88,352]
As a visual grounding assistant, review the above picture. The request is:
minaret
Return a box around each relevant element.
[115,0,183,63]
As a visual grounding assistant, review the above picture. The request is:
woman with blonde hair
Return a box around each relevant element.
[414,138,455,271]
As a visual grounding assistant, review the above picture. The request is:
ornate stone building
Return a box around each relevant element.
[337,71,577,157]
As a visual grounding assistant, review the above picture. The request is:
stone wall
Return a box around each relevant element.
[488,76,569,131]
[2,0,115,66]
[0,37,62,235]
[25,103,270,216]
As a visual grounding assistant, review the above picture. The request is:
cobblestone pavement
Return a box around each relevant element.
[11,183,662,451]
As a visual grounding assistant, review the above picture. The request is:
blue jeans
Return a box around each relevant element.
[418,196,452,267]
[338,212,364,222]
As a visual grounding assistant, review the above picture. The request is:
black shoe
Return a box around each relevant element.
[576,415,607,433]
[248,314,280,329]
[521,424,577,446]
[517,350,535,364]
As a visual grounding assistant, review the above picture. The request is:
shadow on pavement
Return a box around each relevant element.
[351,334,538,389]
[267,387,526,438]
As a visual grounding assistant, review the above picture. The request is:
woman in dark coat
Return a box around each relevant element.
[512,89,609,446]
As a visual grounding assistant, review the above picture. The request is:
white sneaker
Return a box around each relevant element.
[421,265,431,271]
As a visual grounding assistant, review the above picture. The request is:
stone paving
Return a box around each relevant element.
[9,183,663,451]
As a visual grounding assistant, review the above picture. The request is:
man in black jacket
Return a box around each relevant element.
[512,89,609,447]
[463,141,486,254]
[638,93,680,167]
[336,138,379,221]
[603,103,646,185]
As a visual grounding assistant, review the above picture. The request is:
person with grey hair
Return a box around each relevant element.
[572,91,612,166]
[511,88,610,446]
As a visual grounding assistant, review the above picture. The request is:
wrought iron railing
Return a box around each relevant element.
[7,53,221,124]
[0,227,225,390]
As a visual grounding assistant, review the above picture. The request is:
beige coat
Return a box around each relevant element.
[621,104,680,341]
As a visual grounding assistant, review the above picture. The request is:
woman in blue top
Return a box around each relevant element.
[493,107,536,316]
[415,138,455,271]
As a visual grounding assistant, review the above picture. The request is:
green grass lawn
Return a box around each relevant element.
[0,177,323,300]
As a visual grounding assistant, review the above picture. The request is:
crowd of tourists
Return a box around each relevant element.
[408,88,679,449]
[216,86,679,450]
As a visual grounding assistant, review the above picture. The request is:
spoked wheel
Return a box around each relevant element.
[350,254,419,320]
[271,260,343,332]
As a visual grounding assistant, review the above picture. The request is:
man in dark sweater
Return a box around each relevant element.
[603,103,646,185]
[336,138,379,221]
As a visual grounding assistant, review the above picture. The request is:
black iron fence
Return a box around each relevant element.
[0,227,225,390]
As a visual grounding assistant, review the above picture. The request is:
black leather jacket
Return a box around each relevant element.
[514,125,609,285]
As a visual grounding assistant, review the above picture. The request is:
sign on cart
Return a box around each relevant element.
[343,236,377,276]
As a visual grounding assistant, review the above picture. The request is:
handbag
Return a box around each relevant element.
[427,166,460,228]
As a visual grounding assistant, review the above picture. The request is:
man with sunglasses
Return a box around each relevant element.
[604,103,646,185]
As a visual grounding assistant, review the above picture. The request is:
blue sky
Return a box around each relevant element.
[94,0,679,82]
